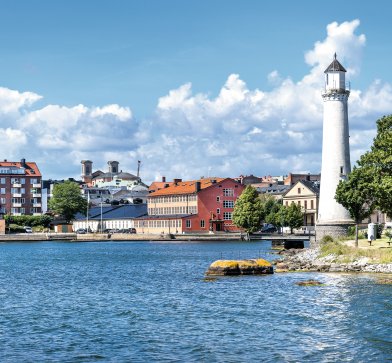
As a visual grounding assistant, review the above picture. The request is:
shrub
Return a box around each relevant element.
[320,235,334,244]
[347,226,356,236]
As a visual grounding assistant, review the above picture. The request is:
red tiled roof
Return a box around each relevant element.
[0,161,41,176]
[149,178,225,196]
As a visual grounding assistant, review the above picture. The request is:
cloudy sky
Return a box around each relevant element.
[0,1,391,183]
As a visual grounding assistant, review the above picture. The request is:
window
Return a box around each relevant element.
[216,196,220,202]
[216,208,220,215]
[30,178,37,185]
[223,200,234,208]
[340,166,344,174]
[20,178,25,184]
[223,188,234,196]
[186,219,191,228]
[311,200,314,209]
[0,178,5,184]
[285,201,288,206]
[304,200,307,209]
[223,212,232,220]
[0,188,5,194]
[200,220,205,228]
[298,188,301,194]
[1,198,5,204]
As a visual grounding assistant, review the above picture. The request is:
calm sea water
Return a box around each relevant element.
[0,240,391,362]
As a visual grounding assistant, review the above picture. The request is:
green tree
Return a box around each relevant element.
[358,115,392,217]
[233,186,264,234]
[279,203,304,234]
[48,181,87,223]
[335,166,377,247]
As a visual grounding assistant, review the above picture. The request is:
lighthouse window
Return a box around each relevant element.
[340,166,344,174]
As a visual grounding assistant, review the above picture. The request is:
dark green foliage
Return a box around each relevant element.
[358,115,392,217]
[233,186,264,233]
[5,215,52,227]
[335,114,392,247]
[48,181,87,223]
[320,235,334,244]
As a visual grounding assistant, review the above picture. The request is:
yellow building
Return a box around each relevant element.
[283,180,319,227]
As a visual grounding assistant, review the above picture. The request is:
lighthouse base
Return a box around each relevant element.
[315,222,354,246]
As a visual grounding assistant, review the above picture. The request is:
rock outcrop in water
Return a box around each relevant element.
[206,258,273,276]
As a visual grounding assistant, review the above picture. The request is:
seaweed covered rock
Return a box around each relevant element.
[206,258,273,276]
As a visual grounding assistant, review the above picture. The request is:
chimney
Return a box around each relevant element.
[173,178,182,185]
[306,173,310,181]
[195,181,201,192]
[21,158,28,168]
[162,176,166,182]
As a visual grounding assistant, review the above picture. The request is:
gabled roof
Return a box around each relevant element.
[0,161,41,176]
[149,178,225,197]
[324,53,347,73]
[283,179,320,197]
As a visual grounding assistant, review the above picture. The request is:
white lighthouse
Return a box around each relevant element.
[316,54,353,239]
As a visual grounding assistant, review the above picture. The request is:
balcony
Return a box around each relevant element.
[12,203,22,207]
[32,193,41,198]
[12,193,22,198]
[12,183,22,188]
[33,203,41,208]
[33,183,41,188]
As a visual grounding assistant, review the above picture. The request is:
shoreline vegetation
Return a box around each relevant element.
[275,235,392,273]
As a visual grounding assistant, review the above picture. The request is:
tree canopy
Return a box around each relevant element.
[335,114,392,245]
[335,166,377,247]
[357,115,392,217]
[48,181,87,223]
[232,186,264,233]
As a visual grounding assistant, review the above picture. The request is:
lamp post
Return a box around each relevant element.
[100,197,103,233]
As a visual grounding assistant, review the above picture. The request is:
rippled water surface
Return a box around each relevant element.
[0,240,391,362]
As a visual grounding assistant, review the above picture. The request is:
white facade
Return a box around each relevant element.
[318,55,353,225]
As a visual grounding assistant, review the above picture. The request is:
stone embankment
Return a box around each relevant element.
[275,248,392,273]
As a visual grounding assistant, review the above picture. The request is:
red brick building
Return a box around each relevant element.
[135,177,245,234]
[0,159,42,216]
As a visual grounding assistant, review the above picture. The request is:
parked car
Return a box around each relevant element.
[260,224,277,233]
[125,228,136,234]
[24,226,33,233]
[76,228,87,234]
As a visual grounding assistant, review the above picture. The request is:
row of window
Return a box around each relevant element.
[0,178,41,185]
[134,220,182,228]
[1,198,41,204]
[151,195,198,204]
[148,206,198,215]
[1,188,41,195]
[10,207,41,214]
[285,200,315,209]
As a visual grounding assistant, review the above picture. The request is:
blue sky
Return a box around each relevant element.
[0,1,391,182]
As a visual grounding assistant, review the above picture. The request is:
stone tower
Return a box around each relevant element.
[316,54,353,240]
[107,161,119,174]
[81,160,93,183]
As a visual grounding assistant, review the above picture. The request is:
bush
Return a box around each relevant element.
[320,240,351,257]
[8,224,26,233]
[5,215,52,227]
[347,226,356,236]
[320,235,334,244]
